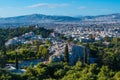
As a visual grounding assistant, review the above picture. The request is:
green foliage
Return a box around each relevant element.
[54,69,66,78]
[67,36,73,42]
[1,26,120,80]
[15,52,18,69]
[0,68,22,80]
[112,37,118,47]
[0,52,7,68]
[37,45,49,60]
[98,66,114,80]
[64,44,69,63]
[89,34,95,41]
[99,48,120,70]
[0,73,12,80]
[33,40,42,54]
[0,26,53,50]
[73,61,83,70]
[84,46,87,64]
[62,61,99,80]
[114,71,120,80]
[0,61,119,80]
[46,39,52,46]
[7,48,36,62]
[104,36,111,42]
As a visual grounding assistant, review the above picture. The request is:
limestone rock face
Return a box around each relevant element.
[69,45,84,65]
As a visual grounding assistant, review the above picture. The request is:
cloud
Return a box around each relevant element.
[28,3,69,8]
[78,6,86,10]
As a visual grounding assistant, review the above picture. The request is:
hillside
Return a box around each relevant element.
[0,13,120,27]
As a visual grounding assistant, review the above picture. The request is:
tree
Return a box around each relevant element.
[0,73,12,80]
[112,37,118,47]
[0,53,7,68]
[46,39,52,46]
[114,71,120,80]
[54,69,66,79]
[68,36,73,42]
[64,44,69,63]
[0,45,7,68]
[104,36,110,42]
[98,66,114,80]
[37,46,44,58]
[15,52,18,69]
[33,40,42,54]
[101,50,120,70]
[89,34,95,41]
[24,65,37,80]
[84,46,87,64]
[42,47,49,61]
[74,61,83,70]
[86,43,90,64]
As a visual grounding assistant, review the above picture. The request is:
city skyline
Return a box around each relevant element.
[0,0,120,17]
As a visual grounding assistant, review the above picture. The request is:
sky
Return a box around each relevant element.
[0,0,120,17]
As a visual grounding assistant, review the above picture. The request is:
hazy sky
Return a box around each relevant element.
[0,0,120,17]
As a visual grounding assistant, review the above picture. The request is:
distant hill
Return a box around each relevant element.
[82,13,120,21]
[0,14,80,24]
[0,13,120,27]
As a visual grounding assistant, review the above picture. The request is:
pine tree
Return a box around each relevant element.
[84,46,87,64]
[15,52,18,69]
[86,43,90,64]
[0,44,7,68]
[34,40,42,57]
[0,54,6,68]
[64,44,69,63]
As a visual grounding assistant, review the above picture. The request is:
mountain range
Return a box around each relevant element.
[0,13,120,27]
